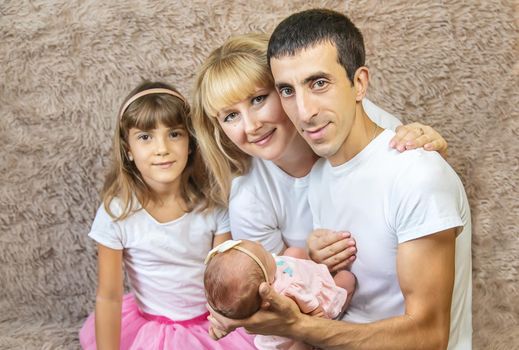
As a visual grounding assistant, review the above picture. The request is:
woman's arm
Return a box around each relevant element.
[390,122,448,158]
[95,244,124,350]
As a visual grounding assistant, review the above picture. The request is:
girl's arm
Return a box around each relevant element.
[213,232,232,248]
[95,244,124,350]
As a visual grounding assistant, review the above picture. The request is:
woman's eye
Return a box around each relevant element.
[252,95,266,105]
[224,112,238,123]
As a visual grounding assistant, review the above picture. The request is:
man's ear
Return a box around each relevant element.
[353,67,369,102]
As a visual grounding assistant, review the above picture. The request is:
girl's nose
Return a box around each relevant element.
[155,137,169,156]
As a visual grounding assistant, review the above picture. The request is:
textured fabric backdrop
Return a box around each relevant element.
[1,0,518,349]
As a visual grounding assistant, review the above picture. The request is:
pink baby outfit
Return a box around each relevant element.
[254,255,347,350]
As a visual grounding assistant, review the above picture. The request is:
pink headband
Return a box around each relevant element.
[118,88,187,120]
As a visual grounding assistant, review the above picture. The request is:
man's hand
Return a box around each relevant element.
[207,282,305,339]
[207,303,237,340]
[242,282,303,336]
[307,305,325,318]
[390,122,448,158]
[307,229,356,272]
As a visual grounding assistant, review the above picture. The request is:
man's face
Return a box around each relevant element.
[270,41,361,166]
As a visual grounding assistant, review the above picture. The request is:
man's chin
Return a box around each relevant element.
[309,144,332,159]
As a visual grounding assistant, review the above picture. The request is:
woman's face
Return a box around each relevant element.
[215,86,298,162]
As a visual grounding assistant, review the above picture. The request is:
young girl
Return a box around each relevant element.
[204,239,356,350]
[79,81,255,349]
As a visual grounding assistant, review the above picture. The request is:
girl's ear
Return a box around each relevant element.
[128,152,134,161]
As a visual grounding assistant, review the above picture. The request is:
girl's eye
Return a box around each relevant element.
[251,95,266,105]
[170,131,179,138]
[138,134,150,141]
[279,87,293,97]
[223,112,239,123]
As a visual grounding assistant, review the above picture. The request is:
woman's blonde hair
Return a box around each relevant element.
[191,33,274,207]
[103,81,208,220]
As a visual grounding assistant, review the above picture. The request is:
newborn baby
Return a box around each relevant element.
[204,239,356,350]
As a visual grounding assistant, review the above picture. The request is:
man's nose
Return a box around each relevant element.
[296,89,318,124]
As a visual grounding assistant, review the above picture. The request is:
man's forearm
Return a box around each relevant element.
[290,313,449,350]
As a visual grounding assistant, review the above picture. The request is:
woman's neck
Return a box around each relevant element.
[273,133,319,178]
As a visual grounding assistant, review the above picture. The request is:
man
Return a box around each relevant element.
[209,9,471,350]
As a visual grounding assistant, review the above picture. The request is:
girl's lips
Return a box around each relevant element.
[153,161,175,169]
[251,129,275,146]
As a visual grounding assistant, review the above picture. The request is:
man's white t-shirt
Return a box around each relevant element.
[308,130,472,350]
[229,98,401,253]
[88,200,229,320]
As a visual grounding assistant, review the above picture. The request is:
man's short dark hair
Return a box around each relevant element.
[267,8,365,83]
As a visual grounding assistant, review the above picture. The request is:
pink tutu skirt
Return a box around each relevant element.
[79,294,257,349]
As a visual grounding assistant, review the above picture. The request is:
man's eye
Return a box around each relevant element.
[313,80,328,89]
[279,87,293,97]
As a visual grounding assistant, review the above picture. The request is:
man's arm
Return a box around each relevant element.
[210,228,456,350]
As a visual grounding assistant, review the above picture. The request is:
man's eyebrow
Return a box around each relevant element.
[275,72,333,90]
[275,81,291,90]
[302,72,332,85]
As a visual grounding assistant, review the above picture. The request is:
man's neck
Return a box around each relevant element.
[328,105,382,167]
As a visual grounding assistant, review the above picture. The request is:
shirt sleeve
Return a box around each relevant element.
[213,206,231,236]
[391,152,465,243]
[88,204,124,250]
[362,98,402,131]
[229,185,285,255]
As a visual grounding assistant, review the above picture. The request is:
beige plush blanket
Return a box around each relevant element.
[1,1,517,348]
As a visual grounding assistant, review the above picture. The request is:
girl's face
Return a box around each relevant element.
[127,122,190,193]
[215,87,298,162]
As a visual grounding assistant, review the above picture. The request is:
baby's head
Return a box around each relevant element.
[204,240,276,319]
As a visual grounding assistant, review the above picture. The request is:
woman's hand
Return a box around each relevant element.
[389,122,448,158]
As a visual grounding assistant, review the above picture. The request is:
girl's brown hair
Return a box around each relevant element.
[102,81,208,220]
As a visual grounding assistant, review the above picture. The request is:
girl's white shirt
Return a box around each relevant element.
[229,98,402,253]
[89,199,229,320]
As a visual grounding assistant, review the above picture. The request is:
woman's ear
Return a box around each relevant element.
[353,66,369,102]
